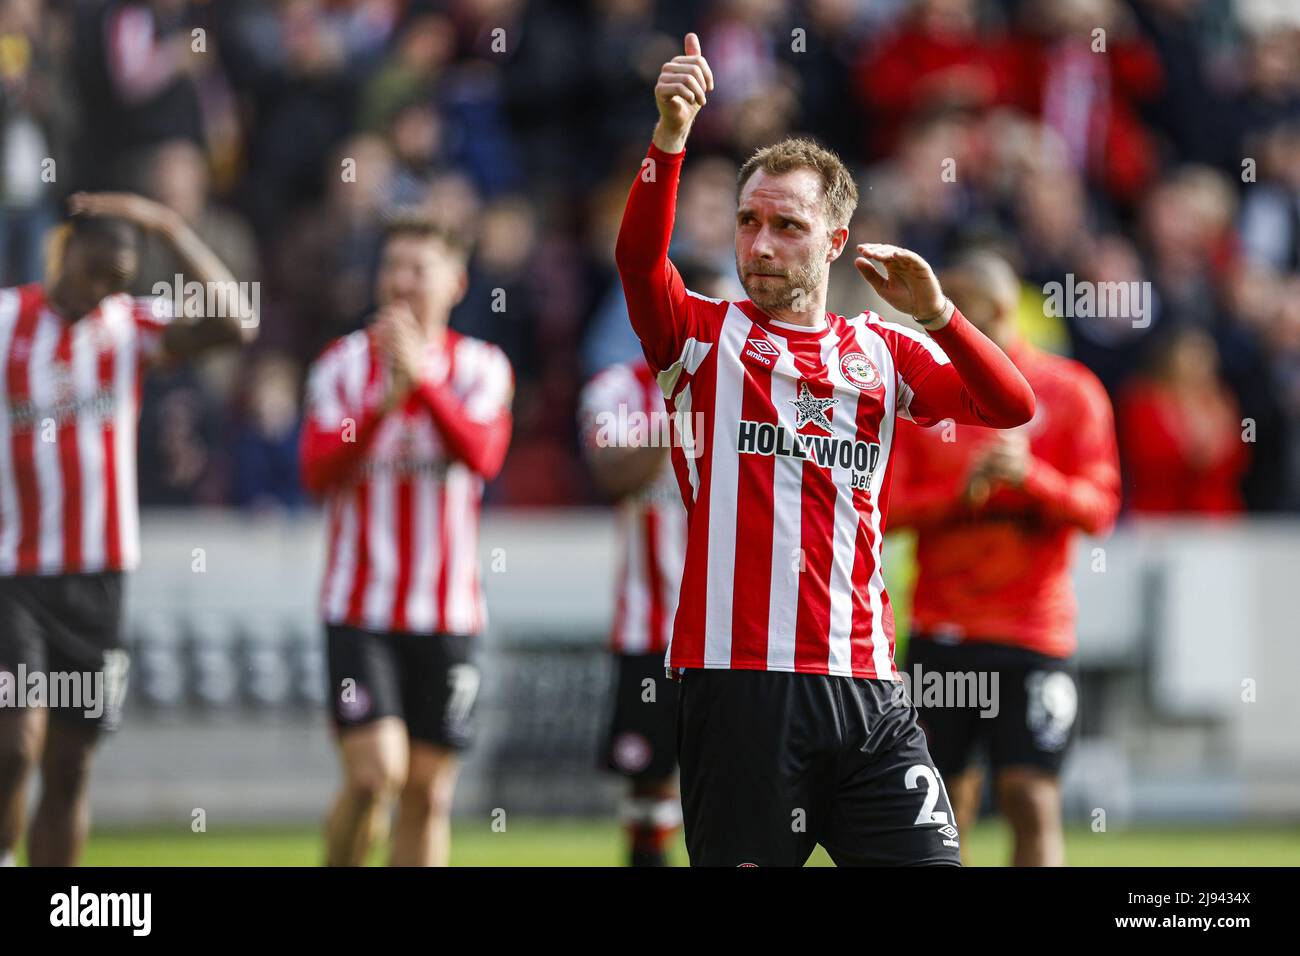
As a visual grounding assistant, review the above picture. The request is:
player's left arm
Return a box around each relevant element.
[298,343,388,498]
[857,243,1034,429]
[68,192,258,362]
[1015,373,1121,535]
[413,343,514,481]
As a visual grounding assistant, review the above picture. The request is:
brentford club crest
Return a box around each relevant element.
[839,352,883,391]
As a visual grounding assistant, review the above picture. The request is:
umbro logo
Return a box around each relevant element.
[742,337,779,369]
[938,824,959,840]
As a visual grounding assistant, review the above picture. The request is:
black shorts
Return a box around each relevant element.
[0,572,129,731]
[326,624,480,751]
[676,667,962,867]
[905,635,1079,777]
[600,651,678,781]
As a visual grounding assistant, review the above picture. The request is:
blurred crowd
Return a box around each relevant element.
[1,0,1297,514]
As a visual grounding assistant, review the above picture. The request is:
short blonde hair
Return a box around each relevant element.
[737,137,859,232]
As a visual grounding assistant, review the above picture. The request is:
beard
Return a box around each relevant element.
[737,244,829,314]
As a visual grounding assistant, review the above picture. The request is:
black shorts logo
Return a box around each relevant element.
[338,682,372,721]
[1026,670,1077,752]
[612,731,652,774]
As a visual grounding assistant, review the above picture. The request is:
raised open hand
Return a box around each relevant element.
[854,243,949,325]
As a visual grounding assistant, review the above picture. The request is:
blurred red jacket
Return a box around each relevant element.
[1118,380,1248,515]
[890,341,1120,658]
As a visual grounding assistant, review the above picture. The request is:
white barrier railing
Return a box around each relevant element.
[87,509,1300,823]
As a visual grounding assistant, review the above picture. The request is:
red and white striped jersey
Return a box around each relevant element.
[615,143,1035,679]
[652,298,964,678]
[579,360,686,655]
[0,283,172,576]
[302,327,513,637]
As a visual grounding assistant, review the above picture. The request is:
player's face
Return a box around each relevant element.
[735,168,836,313]
[375,233,467,327]
[58,238,138,320]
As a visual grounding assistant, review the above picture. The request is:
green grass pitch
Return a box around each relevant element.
[46,820,1300,866]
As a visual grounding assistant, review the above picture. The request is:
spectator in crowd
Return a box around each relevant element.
[1238,120,1300,273]
[1061,232,1162,397]
[70,0,205,190]
[855,0,1008,160]
[270,133,394,363]
[137,363,228,506]
[221,0,373,237]
[358,12,454,134]
[1118,326,1250,514]
[129,138,259,404]
[0,0,70,284]
[1141,165,1236,330]
[1005,0,1164,208]
[229,351,304,511]
[1226,26,1300,159]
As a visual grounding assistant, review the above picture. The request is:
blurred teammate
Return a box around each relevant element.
[891,252,1120,866]
[300,216,513,867]
[616,35,1035,866]
[579,358,686,867]
[0,192,257,866]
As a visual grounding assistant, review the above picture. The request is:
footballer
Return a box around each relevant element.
[580,357,686,866]
[891,251,1120,866]
[0,192,256,866]
[300,215,513,867]
[614,34,1035,866]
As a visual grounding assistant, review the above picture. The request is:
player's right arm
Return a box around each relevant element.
[855,245,1034,429]
[67,191,259,360]
[614,33,714,373]
[298,337,389,498]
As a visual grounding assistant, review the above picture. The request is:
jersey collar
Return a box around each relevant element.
[736,300,834,340]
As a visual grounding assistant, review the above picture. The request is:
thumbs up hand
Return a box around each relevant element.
[653,32,714,149]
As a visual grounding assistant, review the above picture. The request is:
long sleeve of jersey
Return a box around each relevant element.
[614,143,693,373]
[901,310,1037,429]
[413,381,512,480]
[1019,375,1120,534]
[1018,458,1120,534]
[299,406,386,498]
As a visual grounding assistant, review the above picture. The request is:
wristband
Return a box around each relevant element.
[915,297,955,331]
